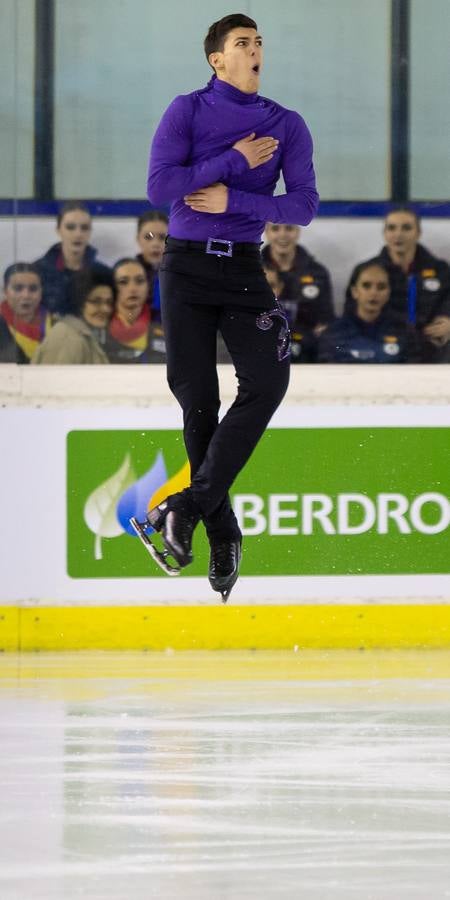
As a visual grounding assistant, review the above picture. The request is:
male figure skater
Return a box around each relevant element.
[132,13,318,601]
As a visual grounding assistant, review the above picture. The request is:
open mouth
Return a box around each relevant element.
[252,64,260,74]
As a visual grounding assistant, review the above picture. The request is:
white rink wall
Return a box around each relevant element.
[1,363,450,407]
[0,365,449,609]
[1,216,449,315]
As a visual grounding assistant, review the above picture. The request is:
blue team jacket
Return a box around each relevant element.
[317,313,407,364]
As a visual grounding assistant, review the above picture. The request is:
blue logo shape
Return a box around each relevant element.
[116,451,168,536]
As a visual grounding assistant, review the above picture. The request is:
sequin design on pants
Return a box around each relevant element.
[255,308,291,361]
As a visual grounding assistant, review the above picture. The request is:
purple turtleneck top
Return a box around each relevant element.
[147,76,319,243]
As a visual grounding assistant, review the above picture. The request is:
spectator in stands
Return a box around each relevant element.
[35,201,111,316]
[262,223,334,361]
[318,261,407,363]
[31,269,114,364]
[344,207,450,362]
[0,263,51,363]
[105,258,166,363]
[135,210,168,322]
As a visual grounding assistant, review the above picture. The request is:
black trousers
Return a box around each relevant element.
[159,246,291,539]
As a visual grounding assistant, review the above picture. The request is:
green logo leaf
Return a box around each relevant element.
[83,453,136,560]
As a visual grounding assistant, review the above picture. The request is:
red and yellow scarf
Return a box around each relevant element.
[109,306,150,351]
[0,300,52,360]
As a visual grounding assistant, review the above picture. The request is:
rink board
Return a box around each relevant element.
[1,376,450,650]
[1,605,450,651]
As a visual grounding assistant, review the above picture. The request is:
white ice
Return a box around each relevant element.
[0,651,449,900]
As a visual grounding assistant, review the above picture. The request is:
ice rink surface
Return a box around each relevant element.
[0,650,449,900]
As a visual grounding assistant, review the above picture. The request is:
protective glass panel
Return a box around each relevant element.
[410,0,450,200]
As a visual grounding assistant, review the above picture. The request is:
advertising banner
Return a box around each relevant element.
[1,405,449,606]
[67,426,450,580]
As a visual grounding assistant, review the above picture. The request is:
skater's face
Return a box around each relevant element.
[265,223,300,254]
[137,220,168,267]
[57,210,92,259]
[82,285,114,329]
[383,212,420,258]
[114,262,148,323]
[210,28,263,93]
[351,264,390,321]
[4,272,42,322]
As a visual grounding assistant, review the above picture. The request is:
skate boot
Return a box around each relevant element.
[208,537,242,603]
[130,489,200,576]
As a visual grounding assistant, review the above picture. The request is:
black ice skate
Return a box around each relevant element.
[208,538,242,603]
[130,490,200,576]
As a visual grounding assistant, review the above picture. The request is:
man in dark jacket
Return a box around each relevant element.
[344,207,450,362]
[262,222,334,361]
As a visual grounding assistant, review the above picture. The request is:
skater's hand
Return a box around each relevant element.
[184,183,228,214]
[233,132,279,169]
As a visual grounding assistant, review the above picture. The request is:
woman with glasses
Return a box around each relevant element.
[31,270,114,364]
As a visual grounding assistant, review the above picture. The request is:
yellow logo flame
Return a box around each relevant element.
[148,460,191,511]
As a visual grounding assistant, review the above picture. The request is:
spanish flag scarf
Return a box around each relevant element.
[0,300,52,360]
[109,305,150,351]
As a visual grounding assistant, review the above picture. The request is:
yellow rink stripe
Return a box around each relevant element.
[1,604,450,651]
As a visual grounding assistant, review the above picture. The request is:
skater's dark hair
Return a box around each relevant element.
[204,14,258,69]
[137,210,168,233]
[69,268,115,316]
[3,262,41,288]
[57,200,91,228]
[384,206,420,227]
[349,260,391,289]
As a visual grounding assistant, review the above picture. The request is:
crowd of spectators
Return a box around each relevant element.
[1,203,449,365]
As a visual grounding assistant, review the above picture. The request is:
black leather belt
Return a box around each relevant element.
[166,236,261,257]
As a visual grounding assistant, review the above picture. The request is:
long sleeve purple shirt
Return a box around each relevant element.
[147,76,319,243]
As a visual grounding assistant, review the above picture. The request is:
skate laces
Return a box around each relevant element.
[210,540,240,571]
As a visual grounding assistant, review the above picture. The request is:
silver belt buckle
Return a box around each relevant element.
[206,238,233,257]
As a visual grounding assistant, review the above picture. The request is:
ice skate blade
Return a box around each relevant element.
[130,517,180,577]
[208,574,238,603]
[219,578,238,603]
[211,578,238,604]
